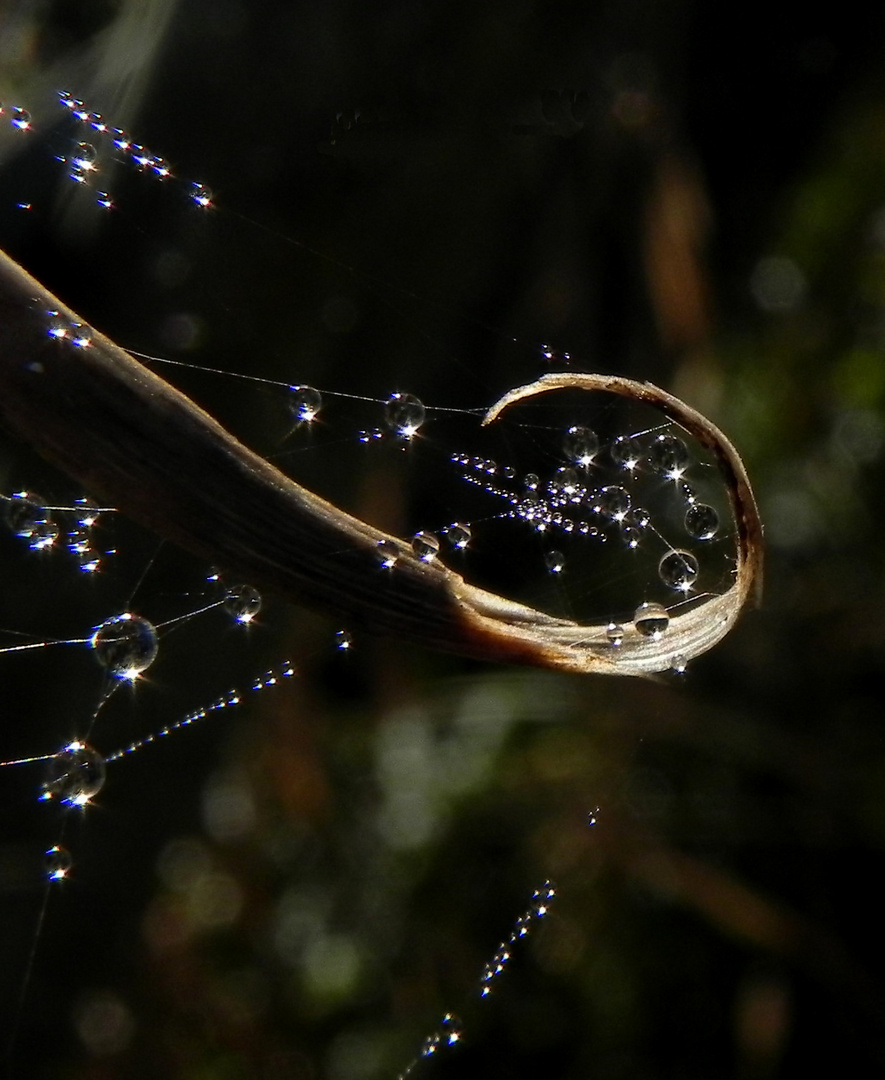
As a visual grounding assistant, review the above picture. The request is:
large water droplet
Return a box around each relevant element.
[610,435,642,469]
[658,549,700,592]
[446,522,471,549]
[606,623,625,647]
[684,502,720,540]
[596,485,631,520]
[633,602,670,639]
[649,434,690,477]
[384,392,425,439]
[377,539,398,568]
[288,385,322,424]
[90,613,159,680]
[223,584,262,624]
[545,550,565,573]
[5,492,52,541]
[411,531,440,562]
[45,845,73,881]
[41,741,106,807]
[563,425,599,466]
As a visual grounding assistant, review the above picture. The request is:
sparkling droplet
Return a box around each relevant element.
[45,844,73,881]
[190,182,213,208]
[5,492,55,545]
[610,435,642,469]
[596,485,631,520]
[112,128,132,151]
[658,549,700,592]
[545,550,565,573]
[619,524,641,549]
[446,522,471,549]
[71,141,97,169]
[555,466,581,495]
[70,323,92,349]
[671,654,688,674]
[90,613,159,680]
[563,424,599,466]
[685,502,720,540]
[288,384,322,423]
[411,531,440,562]
[335,629,353,650]
[632,506,651,529]
[10,106,31,131]
[223,584,262,624]
[441,1013,463,1046]
[606,623,624,647]
[524,473,540,491]
[649,433,690,477]
[384,392,425,439]
[633,602,670,639]
[588,807,600,826]
[41,741,106,807]
[377,539,398,568]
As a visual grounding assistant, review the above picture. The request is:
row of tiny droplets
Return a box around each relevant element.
[397,880,556,1077]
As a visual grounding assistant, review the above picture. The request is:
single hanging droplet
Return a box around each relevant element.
[524,473,540,491]
[40,741,106,807]
[288,385,322,424]
[90,613,158,679]
[545,550,565,574]
[658,549,700,592]
[440,1013,463,1047]
[606,623,625,647]
[10,106,31,131]
[633,602,670,639]
[446,522,471,549]
[671,654,688,675]
[190,182,213,207]
[223,584,262,623]
[684,502,720,540]
[563,424,599,466]
[384,392,425,439]
[71,141,97,169]
[335,629,353,650]
[377,539,398,568]
[596,485,631,520]
[5,491,50,539]
[45,845,73,881]
[619,524,641,549]
[411,531,440,562]
[649,433,691,477]
[610,435,642,469]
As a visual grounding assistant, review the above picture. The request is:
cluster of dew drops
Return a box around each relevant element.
[0,490,291,885]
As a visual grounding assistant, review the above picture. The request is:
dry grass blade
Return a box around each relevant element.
[0,247,761,675]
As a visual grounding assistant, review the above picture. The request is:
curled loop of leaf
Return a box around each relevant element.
[0,246,761,676]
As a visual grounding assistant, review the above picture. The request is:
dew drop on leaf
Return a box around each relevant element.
[411,531,440,562]
[633,602,670,639]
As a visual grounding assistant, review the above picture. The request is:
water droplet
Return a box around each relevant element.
[684,502,720,540]
[596,485,631,520]
[384,392,425,439]
[112,128,131,151]
[671,654,688,674]
[5,492,55,545]
[524,473,540,491]
[377,539,398,568]
[610,435,642,469]
[45,845,73,881]
[70,324,92,349]
[223,584,262,623]
[41,741,106,807]
[619,524,641,549]
[441,1013,463,1046]
[649,433,690,477]
[335,629,353,650]
[446,522,471,549]
[633,602,670,639]
[288,385,322,423]
[632,506,651,529]
[658,549,700,592]
[606,623,624,647]
[545,550,565,573]
[563,424,599,466]
[555,466,581,495]
[190,182,213,208]
[587,807,600,826]
[71,141,97,169]
[10,106,31,131]
[411,531,440,562]
[90,613,159,680]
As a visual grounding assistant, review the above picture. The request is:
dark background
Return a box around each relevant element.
[2,1,885,1077]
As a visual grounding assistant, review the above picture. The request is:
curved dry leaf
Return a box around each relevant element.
[0,246,761,676]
